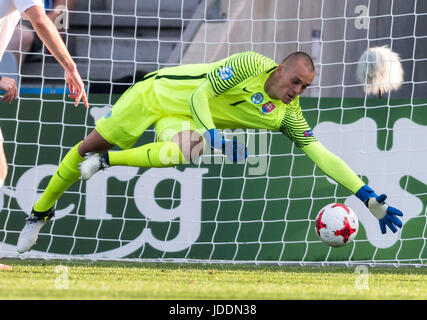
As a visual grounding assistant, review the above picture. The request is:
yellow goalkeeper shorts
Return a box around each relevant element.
[95,78,161,149]
[95,78,201,149]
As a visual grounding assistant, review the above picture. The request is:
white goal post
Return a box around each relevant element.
[0,0,426,266]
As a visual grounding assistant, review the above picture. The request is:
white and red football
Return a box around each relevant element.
[315,203,359,247]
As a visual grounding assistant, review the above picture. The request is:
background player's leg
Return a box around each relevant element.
[0,130,12,266]
[0,129,8,187]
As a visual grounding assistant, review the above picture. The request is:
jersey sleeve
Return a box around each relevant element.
[281,99,364,194]
[279,97,317,148]
[302,141,365,194]
[13,0,44,13]
[189,51,278,132]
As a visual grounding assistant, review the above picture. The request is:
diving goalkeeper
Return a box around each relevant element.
[17,51,403,253]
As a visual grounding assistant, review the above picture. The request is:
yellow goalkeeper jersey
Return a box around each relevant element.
[145,51,317,148]
[97,50,364,194]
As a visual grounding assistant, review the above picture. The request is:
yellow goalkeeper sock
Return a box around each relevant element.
[33,142,183,212]
[108,141,184,167]
[33,143,84,212]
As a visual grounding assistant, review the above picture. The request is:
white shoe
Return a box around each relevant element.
[17,207,55,253]
[80,153,108,181]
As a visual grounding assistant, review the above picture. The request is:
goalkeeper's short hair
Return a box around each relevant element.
[282,52,315,72]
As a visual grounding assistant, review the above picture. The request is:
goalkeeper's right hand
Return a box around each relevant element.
[203,128,247,163]
[355,184,403,234]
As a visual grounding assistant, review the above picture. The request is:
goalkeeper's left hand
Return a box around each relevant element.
[355,184,403,234]
[203,128,248,163]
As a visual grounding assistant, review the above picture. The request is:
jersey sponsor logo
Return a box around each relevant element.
[251,92,264,104]
[261,101,276,114]
[303,130,313,137]
[218,66,234,80]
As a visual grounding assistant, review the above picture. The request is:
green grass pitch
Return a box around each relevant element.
[0,259,426,300]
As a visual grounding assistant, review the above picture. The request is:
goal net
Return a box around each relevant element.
[0,0,426,266]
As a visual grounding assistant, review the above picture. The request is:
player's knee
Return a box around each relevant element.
[171,130,204,162]
[78,129,115,157]
[0,163,8,182]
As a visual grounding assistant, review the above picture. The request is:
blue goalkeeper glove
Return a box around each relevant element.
[355,184,403,234]
[203,128,248,163]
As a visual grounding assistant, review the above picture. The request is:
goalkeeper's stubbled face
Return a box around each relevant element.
[266,59,314,104]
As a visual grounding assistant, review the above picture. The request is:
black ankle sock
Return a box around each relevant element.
[102,152,110,166]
